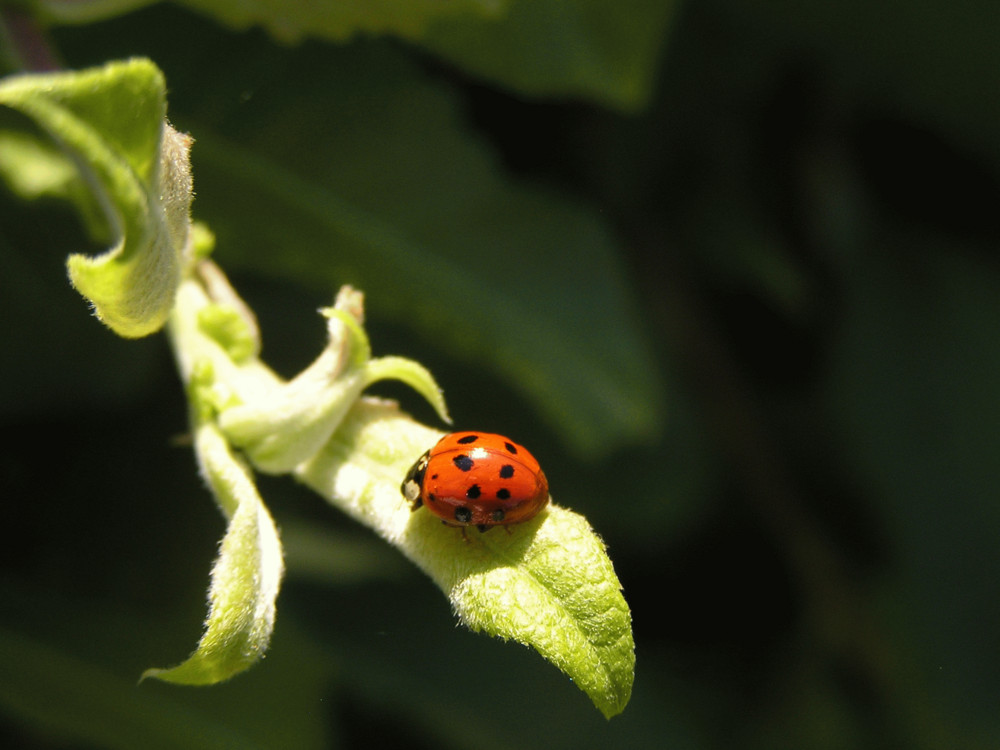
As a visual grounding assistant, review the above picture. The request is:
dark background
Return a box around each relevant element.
[1,1,999,747]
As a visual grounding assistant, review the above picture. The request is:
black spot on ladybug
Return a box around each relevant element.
[504,442,517,454]
[491,509,505,522]
[454,506,472,523]
[428,493,437,503]
[496,488,511,500]
[430,473,439,480]
[453,454,474,472]
[499,464,514,479]
[466,484,481,499]
[457,434,479,444]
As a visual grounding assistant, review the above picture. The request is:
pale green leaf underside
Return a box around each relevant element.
[151,272,453,686]
[213,286,450,474]
[449,509,635,719]
[297,399,635,718]
[0,59,190,338]
[143,406,284,685]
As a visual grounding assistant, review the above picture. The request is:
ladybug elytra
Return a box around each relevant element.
[401,432,549,532]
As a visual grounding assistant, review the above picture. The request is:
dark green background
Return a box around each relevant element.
[1,1,998,747]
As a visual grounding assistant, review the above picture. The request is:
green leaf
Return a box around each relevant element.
[40,0,671,108]
[157,268,452,685]
[143,377,284,685]
[183,40,662,456]
[215,286,450,474]
[449,508,635,719]
[362,355,450,425]
[421,0,679,110]
[39,0,498,34]
[296,398,635,718]
[0,122,112,242]
[37,0,504,41]
[173,0,503,42]
[0,59,191,338]
[216,295,374,474]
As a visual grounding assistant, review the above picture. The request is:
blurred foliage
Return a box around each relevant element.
[2,0,999,748]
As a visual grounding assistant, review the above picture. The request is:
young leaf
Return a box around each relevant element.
[0,59,191,337]
[143,379,284,685]
[216,286,450,474]
[296,399,635,718]
[177,254,633,714]
[362,355,450,426]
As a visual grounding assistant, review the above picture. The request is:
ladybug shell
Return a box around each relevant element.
[401,432,549,530]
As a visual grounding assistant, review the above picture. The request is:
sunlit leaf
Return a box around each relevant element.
[297,399,635,718]
[0,59,192,337]
[143,384,284,685]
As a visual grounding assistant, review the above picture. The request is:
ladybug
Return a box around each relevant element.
[401,432,549,532]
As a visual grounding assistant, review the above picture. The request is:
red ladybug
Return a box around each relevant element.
[401,432,549,531]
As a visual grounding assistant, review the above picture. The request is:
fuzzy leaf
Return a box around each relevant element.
[217,287,449,473]
[296,399,635,718]
[167,261,633,713]
[363,355,451,425]
[143,406,284,685]
[0,59,191,337]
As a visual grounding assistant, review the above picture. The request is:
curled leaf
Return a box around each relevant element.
[0,59,191,337]
[217,289,374,473]
[166,264,632,713]
[363,355,451,425]
[218,286,449,473]
[143,377,284,685]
